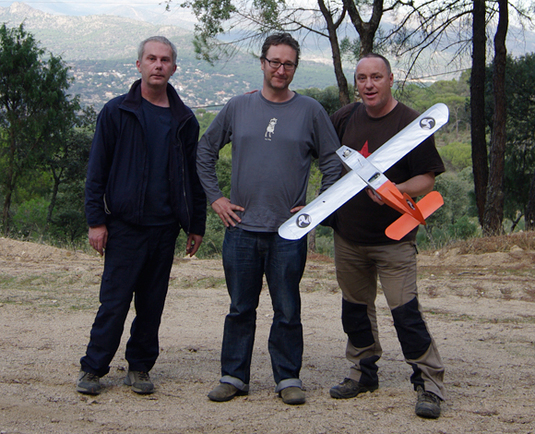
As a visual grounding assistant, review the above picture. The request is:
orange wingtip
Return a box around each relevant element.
[384,191,444,240]
[385,214,420,240]
[417,191,444,219]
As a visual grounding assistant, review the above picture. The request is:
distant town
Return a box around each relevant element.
[67,60,256,110]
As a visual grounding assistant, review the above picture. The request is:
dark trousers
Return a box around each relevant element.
[220,227,307,390]
[80,219,180,377]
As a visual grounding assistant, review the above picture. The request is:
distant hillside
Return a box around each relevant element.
[3,2,534,110]
[0,2,342,109]
[1,0,198,26]
[0,2,192,60]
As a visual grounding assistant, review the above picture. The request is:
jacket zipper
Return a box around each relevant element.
[176,119,192,232]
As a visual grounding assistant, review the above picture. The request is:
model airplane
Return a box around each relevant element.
[278,103,449,241]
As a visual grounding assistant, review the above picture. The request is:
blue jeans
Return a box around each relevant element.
[80,219,180,377]
[219,227,307,392]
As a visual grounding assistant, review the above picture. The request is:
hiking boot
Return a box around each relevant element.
[415,386,441,419]
[280,386,306,405]
[76,370,102,395]
[208,383,248,402]
[124,370,154,394]
[329,378,378,399]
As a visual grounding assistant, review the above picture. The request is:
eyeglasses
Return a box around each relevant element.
[263,57,297,71]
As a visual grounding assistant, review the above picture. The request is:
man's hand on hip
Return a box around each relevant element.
[211,197,244,227]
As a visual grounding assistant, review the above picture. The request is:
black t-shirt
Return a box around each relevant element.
[330,101,445,245]
[141,98,176,226]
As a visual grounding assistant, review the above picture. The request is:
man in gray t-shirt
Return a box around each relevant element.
[197,33,341,405]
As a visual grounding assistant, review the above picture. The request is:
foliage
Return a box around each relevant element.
[48,179,88,245]
[174,0,405,106]
[297,85,351,116]
[387,0,528,236]
[193,142,233,257]
[396,76,473,174]
[46,109,95,224]
[215,148,233,199]
[501,54,535,228]
[417,168,478,249]
[5,23,532,253]
[0,165,52,205]
[438,141,472,171]
[196,109,218,135]
[11,198,49,239]
[396,75,471,138]
[314,224,334,256]
[0,23,80,235]
[483,53,535,231]
[187,115,232,258]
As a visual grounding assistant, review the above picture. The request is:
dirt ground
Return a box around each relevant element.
[0,233,534,434]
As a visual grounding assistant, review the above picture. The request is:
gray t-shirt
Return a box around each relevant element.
[197,91,341,232]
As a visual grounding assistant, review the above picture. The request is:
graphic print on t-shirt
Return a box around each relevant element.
[359,141,371,158]
[265,118,278,140]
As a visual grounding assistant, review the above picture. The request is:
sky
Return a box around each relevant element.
[0,0,192,23]
[0,0,165,12]
[1,0,533,58]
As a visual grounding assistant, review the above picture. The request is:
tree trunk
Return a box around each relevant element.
[2,191,12,236]
[525,171,535,230]
[2,136,17,235]
[307,186,322,252]
[343,0,384,100]
[47,168,62,225]
[482,0,508,236]
[308,227,316,253]
[359,24,377,56]
[470,0,488,226]
[318,0,350,106]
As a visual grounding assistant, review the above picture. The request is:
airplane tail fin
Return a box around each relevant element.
[385,191,444,241]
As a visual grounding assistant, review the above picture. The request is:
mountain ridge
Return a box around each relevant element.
[0,2,192,60]
[0,2,340,108]
[3,2,534,109]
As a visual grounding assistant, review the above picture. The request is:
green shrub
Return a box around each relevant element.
[438,142,472,170]
[11,198,49,238]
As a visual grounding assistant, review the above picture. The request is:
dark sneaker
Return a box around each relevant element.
[329,378,378,399]
[415,386,441,419]
[208,383,248,402]
[76,370,102,395]
[124,370,154,394]
[280,386,306,405]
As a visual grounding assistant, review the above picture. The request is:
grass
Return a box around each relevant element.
[172,275,227,289]
[2,232,535,312]
[449,231,535,254]
[0,269,100,311]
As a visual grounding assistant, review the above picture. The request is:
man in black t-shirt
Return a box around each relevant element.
[329,53,446,419]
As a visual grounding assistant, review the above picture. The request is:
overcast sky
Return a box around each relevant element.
[2,0,534,58]
[0,0,165,10]
[0,0,185,19]
[0,0,200,27]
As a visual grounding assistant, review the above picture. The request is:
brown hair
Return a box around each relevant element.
[260,33,300,67]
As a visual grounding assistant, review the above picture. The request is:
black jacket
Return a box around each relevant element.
[85,79,206,236]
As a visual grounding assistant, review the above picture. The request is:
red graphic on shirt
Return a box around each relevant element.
[359,141,371,158]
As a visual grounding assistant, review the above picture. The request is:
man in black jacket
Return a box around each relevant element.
[77,36,206,395]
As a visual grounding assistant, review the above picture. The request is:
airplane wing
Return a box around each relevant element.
[278,171,367,240]
[278,103,449,240]
[367,103,449,171]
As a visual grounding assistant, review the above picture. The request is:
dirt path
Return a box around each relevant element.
[0,236,534,433]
